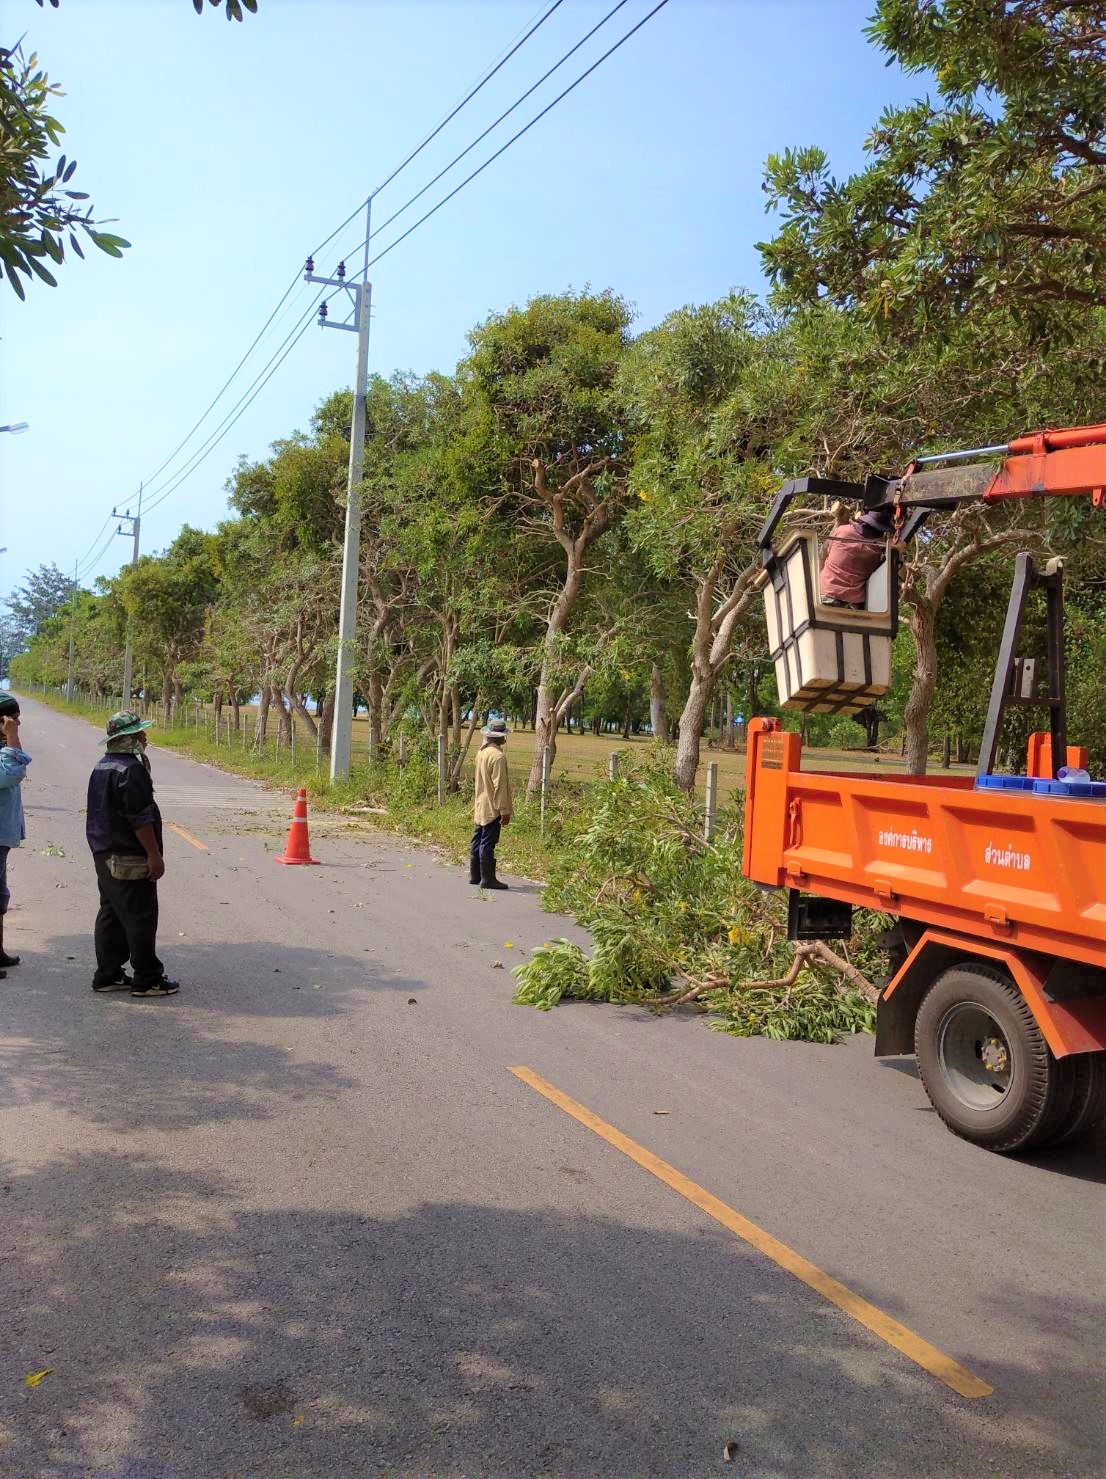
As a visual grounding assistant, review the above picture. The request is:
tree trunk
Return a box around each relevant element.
[527,568,583,795]
[368,671,383,760]
[319,692,335,754]
[254,685,271,750]
[723,689,734,750]
[903,601,938,774]
[650,663,669,743]
[674,672,712,791]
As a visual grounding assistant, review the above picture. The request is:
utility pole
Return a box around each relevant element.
[305,198,372,781]
[65,557,78,702]
[115,484,143,707]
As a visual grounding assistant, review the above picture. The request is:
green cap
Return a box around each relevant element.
[101,710,155,744]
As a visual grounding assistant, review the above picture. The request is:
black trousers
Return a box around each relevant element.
[470,818,501,880]
[93,854,165,987]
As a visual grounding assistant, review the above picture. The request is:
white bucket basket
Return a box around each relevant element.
[757,532,896,714]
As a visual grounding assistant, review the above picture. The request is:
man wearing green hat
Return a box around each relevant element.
[86,711,178,997]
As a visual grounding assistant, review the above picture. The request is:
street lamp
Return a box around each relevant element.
[0,423,29,435]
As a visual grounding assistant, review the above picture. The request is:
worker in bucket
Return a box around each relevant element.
[819,504,896,610]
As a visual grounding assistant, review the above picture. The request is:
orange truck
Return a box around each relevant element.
[745,424,1106,1154]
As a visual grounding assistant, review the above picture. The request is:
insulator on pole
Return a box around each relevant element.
[337,261,346,280]
[305,256,314,275]
[319,302,328,322]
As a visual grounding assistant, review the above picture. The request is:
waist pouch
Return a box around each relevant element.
[106,854,151,881]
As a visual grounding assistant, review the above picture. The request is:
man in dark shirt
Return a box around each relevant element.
[86,711,178,998]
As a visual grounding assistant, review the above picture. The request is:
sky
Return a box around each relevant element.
[1,0,924,596]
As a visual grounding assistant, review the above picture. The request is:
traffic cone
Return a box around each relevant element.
[274,787,320,865]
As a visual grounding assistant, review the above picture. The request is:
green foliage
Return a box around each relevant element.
[511,939,596,1010]
[517,753,879,1041]
[0,43,129,299]
[761,1,1106,335]
[708,976,876,1043]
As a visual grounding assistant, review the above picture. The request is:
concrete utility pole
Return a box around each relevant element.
[115,483,143,707]
[305,198,372,781]
[65,558,78,702]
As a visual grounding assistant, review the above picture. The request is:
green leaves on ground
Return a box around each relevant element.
[511,753,879,1042]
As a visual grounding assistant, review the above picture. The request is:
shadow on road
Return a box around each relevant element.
[0,1148,1098,1479]
[0,933,425,1135]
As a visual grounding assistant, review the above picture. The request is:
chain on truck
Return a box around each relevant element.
[745,421,1106,1155]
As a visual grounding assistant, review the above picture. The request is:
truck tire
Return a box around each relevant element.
[1040,1051,1106,1147]
[914,963,1056,1153]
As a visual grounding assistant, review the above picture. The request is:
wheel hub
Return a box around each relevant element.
[980,1037,1009,1075]
[936,1002,1014,1113]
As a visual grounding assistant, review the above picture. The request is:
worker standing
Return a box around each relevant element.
[86,711,179,998]
[0,696,31,978]
[470,718,513,891]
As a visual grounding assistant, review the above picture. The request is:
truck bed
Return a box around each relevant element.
[743,720,1106,971]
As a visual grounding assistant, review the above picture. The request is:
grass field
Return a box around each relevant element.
[43,689,974,806]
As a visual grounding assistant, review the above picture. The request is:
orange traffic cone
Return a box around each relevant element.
[274,787,320,865]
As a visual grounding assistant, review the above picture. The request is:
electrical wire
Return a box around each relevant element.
[115,0,670,545]
[368,0,632,246]
[140,294,324,520]
[73,523,119,582]
[364,0,672,270]
[133,2,567,505]
[371,0,565,198]
[71,513,115,576]
[141,289,325,508]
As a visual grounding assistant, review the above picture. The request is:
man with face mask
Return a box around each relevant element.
[86,711,179,998]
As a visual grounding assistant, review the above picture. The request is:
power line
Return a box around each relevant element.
[364,0,672,270]
[73,523,118,582]
[72,514,115,575]
[369,0,632,247]
[371,0,565,198]
[141,295,323,520]
[135,5,567,502]
[115,0,671,544]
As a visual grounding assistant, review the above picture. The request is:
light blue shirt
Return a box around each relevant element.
[0,746,31,849]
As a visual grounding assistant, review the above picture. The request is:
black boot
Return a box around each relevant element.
[480,857,509,891]
[0,918,17,969]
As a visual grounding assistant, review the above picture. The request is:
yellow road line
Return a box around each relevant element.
[166,821,209,853]
[508,1065,992,1400]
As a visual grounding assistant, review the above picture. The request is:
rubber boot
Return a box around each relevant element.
[0,916,18,969]
[480,855,509,891]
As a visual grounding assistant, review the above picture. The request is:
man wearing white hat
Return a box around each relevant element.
[470,718,513,891]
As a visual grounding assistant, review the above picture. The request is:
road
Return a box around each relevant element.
[0,696,1103,1478]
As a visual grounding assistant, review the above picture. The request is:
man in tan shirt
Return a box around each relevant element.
[471,718,513,890]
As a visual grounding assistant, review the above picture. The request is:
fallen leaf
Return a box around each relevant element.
[492,962,504,970]
[407,997,418,1005]
[504,942,514,949]
[653,1110,671,1116]
[24,1369,53,1388]
[723,1440,739,1462]
[292,1415,305,1427]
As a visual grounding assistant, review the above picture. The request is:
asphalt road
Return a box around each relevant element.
[1,696,1103,1478]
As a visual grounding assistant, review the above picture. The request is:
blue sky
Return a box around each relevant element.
[2,0,922,593]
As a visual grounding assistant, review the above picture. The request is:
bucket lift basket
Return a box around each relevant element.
[755,477,900,716]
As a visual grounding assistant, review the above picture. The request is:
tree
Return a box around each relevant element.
[0,43,130,298]
[621,294,809,789]
[461,290,634,795]
[5,561,76,644]
[760,1,1106,335]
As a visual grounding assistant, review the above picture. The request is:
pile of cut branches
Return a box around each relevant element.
[512,753,880,1043]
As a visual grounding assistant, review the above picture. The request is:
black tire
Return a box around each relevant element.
[914,963,1056,1153]
[1041,1051,1106,1147]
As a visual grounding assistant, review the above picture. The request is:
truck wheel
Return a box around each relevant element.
[1040,1052,1106,1147]
[915,963,1055,1153]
